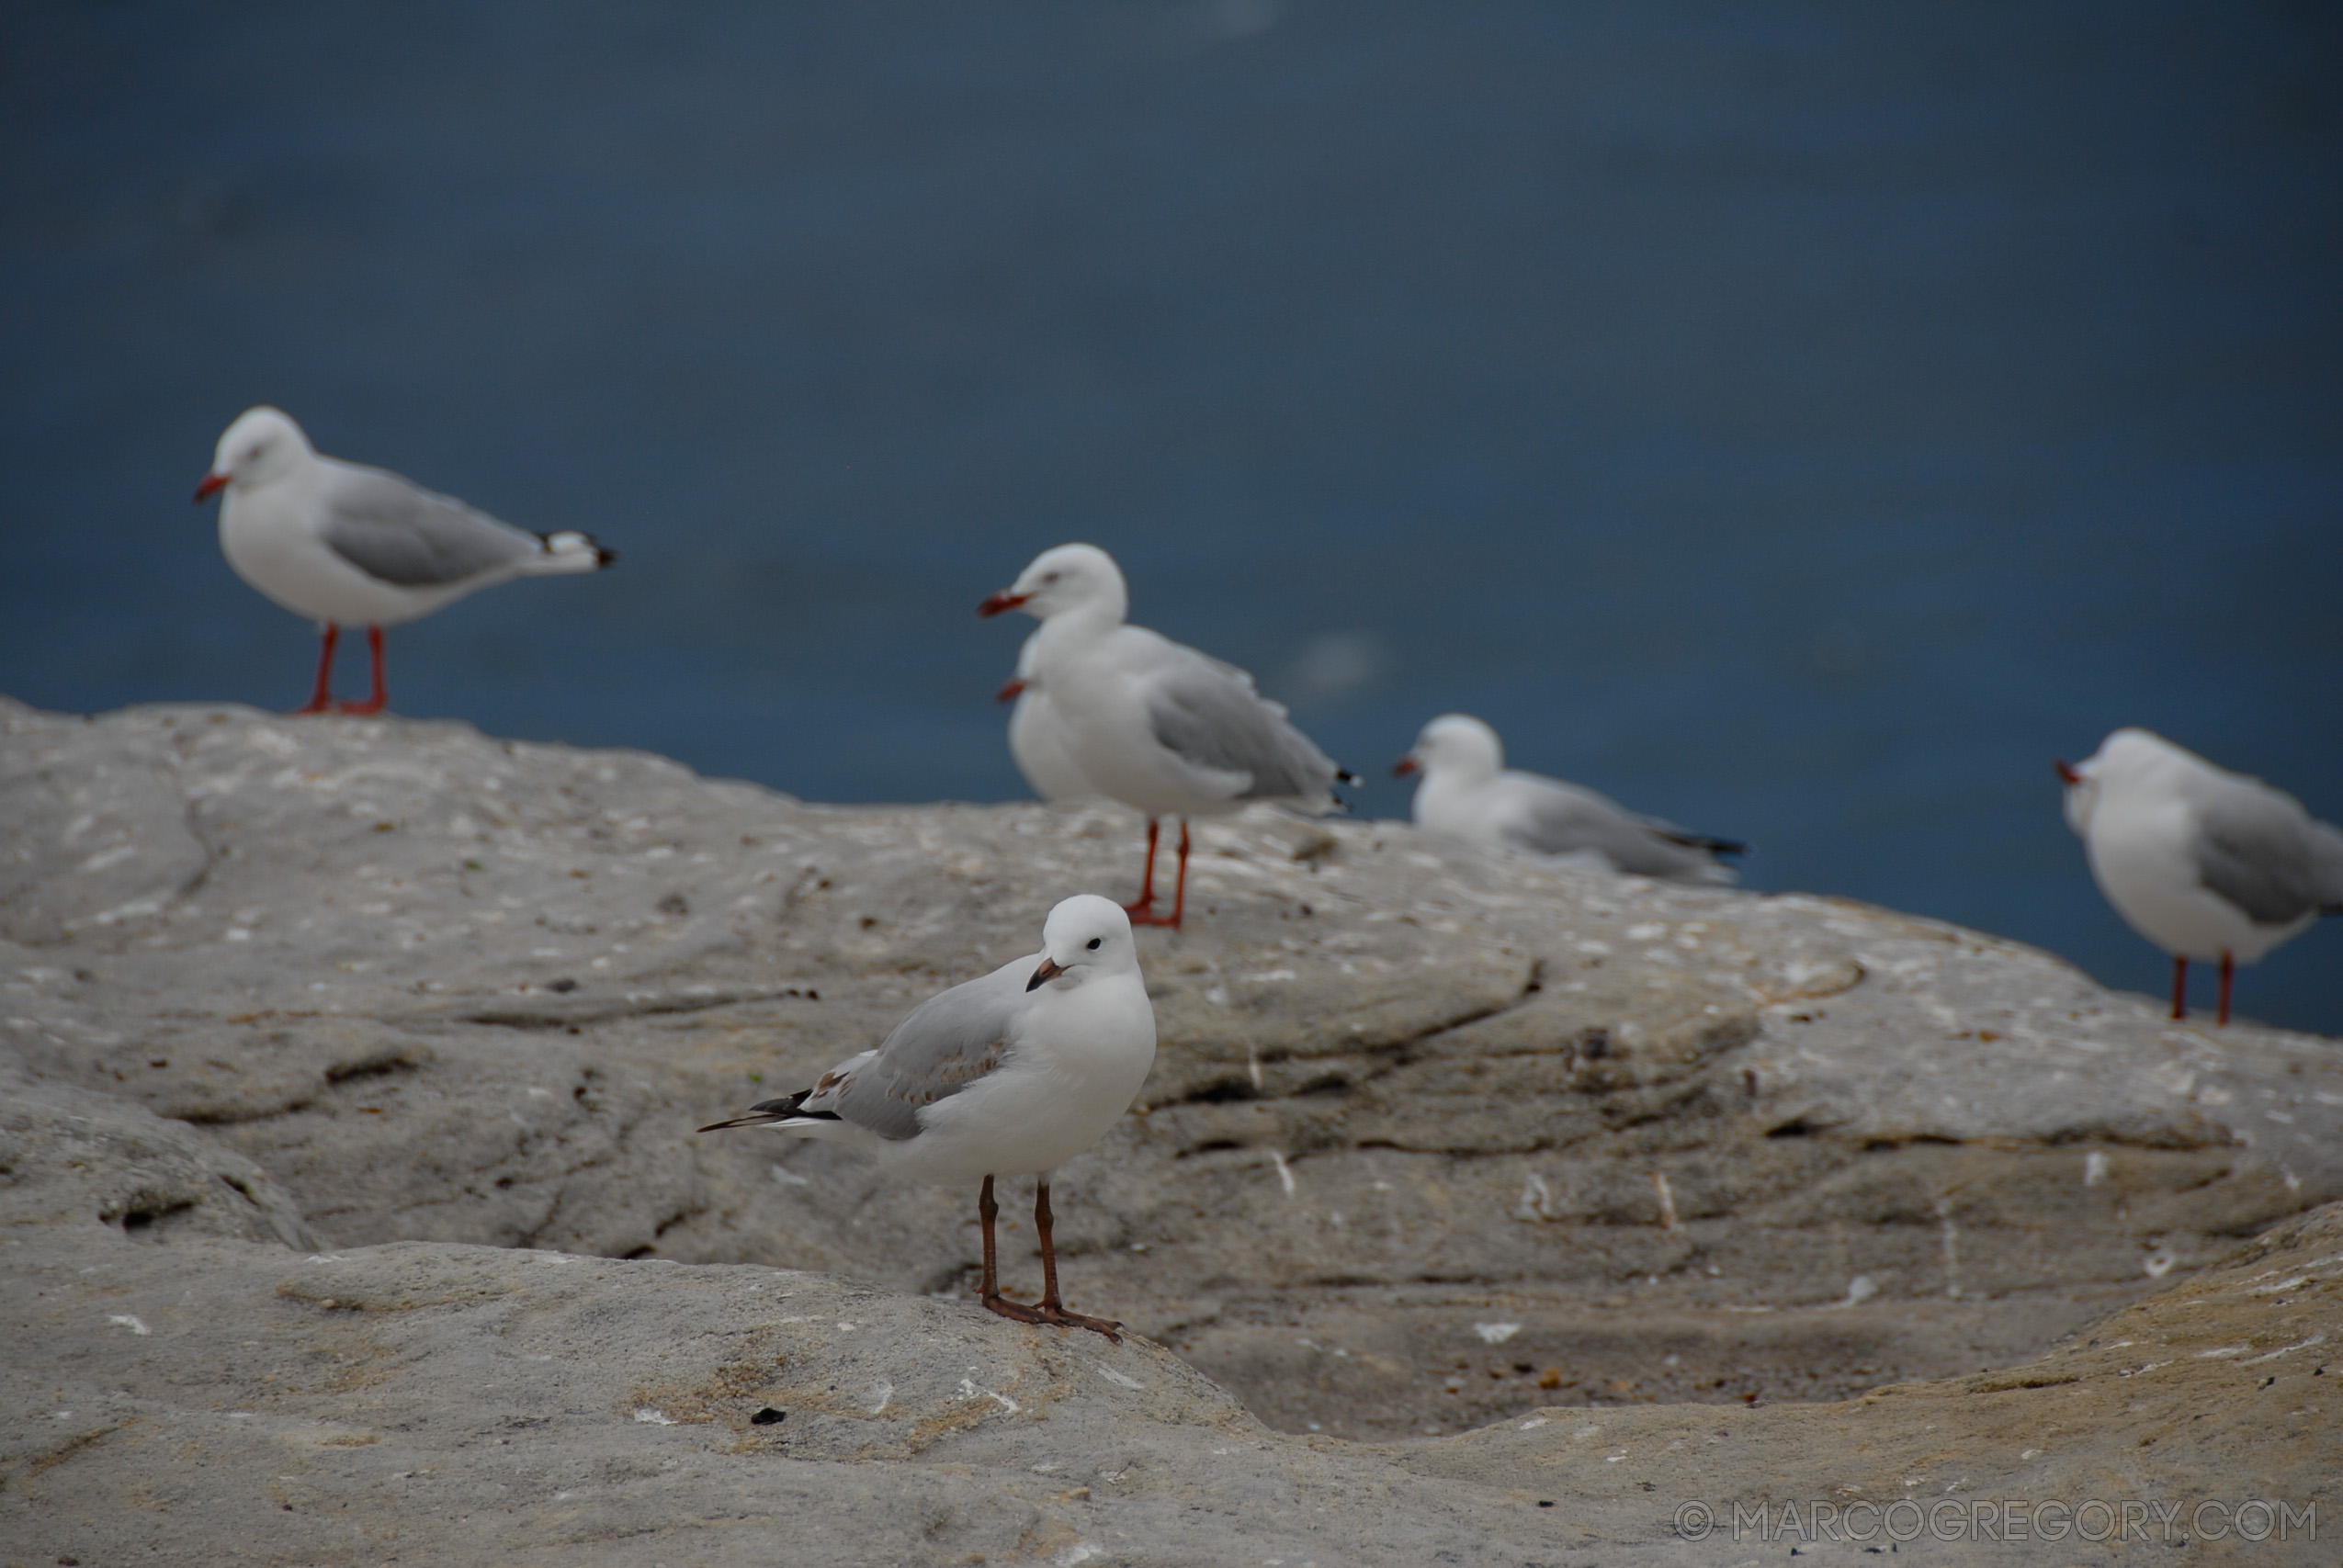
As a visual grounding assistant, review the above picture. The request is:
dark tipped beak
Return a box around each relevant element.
[1026,956,1068,992]
[996,676,1026,705]
[2054,759,2081,786]
[1392,754,1419,777]
[194,473,227,502]
[978,591,1029,618]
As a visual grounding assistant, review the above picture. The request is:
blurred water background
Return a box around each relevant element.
[5,3,2338,1031]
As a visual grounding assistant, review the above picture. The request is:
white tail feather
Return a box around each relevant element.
[526,530,615,575]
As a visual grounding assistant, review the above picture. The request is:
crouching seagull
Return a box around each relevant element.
[2059,728,2343,1023]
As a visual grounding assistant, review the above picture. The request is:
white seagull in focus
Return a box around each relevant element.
[2058,728,2343,1024]
[979,544,1352,927]
[698,894,1156,1339]
[1396,714,1745,885]
[195,406,614,715]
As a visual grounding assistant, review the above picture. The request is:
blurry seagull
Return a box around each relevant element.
[979,544,1352,927]
[698,894,1155,1339]
[195,406,614,715]
[1396,714,1745,885]
[2058,728,2343,1024]
[996,629,1098,802]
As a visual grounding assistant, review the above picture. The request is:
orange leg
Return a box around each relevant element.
[1123,818,1161,920]
[1128,818,1189,928]
[294,624,339,714]
[2169,954,2188,1021]
[2216,952,2234,1027]
[336,626,388,715]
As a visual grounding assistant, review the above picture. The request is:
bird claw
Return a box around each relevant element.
[981,1292,1047,1327]
[1035,1303,1123,1341]
[1122,901,1181,929]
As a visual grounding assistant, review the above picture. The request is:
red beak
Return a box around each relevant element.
[194,473,228,502]
[1392,755,1419,777]
[996,677,1026,705]
[977,591,1028,618]
[2054,760,2081,786]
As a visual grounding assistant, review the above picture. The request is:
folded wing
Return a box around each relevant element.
[317,461,548,588]
[2190,774,2343,926]
[1500,774,1740,884]
[1140,637,1341,807]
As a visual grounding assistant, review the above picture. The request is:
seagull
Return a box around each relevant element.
[1396,714,1745,885]
[996,629,1098,802]
[698,894,1156,1339]
[2057,728,2343,1024]
[979,544,1351,927]
[195,406,614,715]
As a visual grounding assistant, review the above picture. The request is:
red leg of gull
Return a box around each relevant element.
[1123,818,1162,921]
[1165,819,1192,930]
[294,624,340,715]
[977,1175,1042,1327]
[2217,952,2235,1027]
[1128,818,1189,928]
[1030,1180,1121,1340]
[2170,954,2189,1021]
[336,626,389,716]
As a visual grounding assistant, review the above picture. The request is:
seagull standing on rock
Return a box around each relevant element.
[2058,728,2343,1024]
[1397,714,1745,885]
[699,895,1155,1340]
[979,544,1352,928]
[195,406,615,715]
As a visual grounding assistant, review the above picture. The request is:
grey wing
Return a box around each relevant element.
[2190,777,2343,925]
[317,461,544,587]
[830,966,1023,1140]
[1505,775,1735,883]
[1142,641,1341,803]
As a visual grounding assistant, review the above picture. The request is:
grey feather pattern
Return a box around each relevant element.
[1141,642,1340,803]
[318,462,545,587]
[2190,773,2343,925]
[1510,779,1732,882]
[830,966,1022,1141]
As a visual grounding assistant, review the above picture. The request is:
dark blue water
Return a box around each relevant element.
[6,3,2339,1031]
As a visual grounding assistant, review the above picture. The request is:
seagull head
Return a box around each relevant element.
[1398,713,1503,784]
[980,544,1127,625]
[197,406,311,502]
[2056,743,2107,838]
[1027,893,1139,991]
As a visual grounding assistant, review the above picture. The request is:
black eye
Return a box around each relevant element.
[1086,937,1102,950]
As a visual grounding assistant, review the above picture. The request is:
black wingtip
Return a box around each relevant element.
[696,1112,776,1133]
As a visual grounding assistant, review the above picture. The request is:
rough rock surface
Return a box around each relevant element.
[2,697,2339,1562]
[4,1167,2336,1564]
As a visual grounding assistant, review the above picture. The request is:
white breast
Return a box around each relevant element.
[2087,791,2308,963]
[1008,687,1097,802]
[219,477,444,627]
[888,975,1156,1185]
